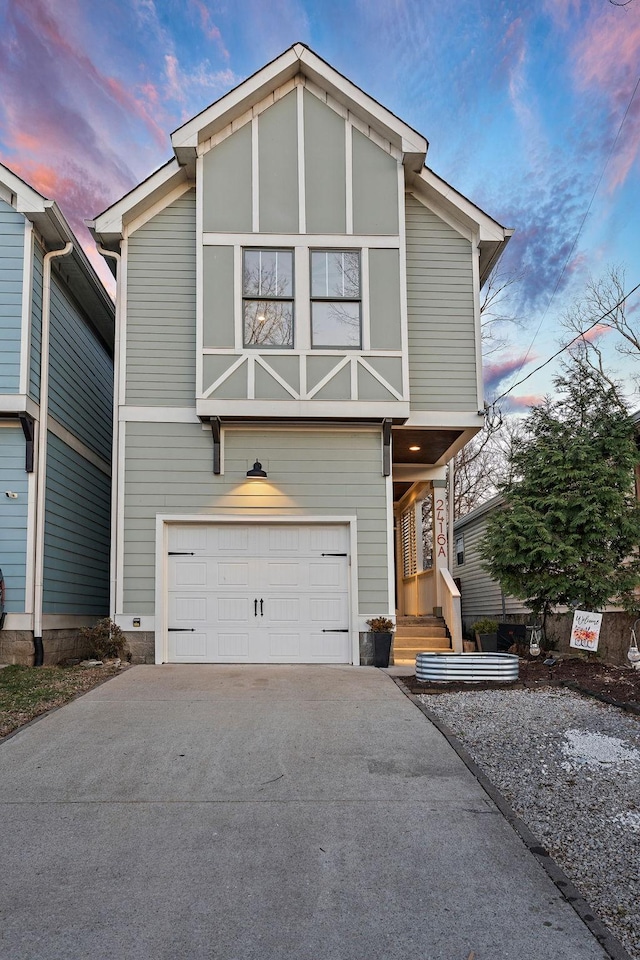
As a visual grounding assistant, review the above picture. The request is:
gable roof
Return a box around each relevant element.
[171,42,427,175]
[0,162,114,349]
[90,42,512,270]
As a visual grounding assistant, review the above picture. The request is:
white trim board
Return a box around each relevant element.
[48,417,111,476]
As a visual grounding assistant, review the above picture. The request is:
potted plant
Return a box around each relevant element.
[365,617,395,667]
[471,618,498,653]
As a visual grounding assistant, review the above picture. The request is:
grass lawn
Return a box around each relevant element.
[0,664,122,738]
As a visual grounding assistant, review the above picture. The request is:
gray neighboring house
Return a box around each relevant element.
[452,495,529,634]
[90,43,511,665]
[0,163,114,665]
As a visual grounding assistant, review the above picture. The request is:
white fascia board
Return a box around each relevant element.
[414,167,510,243]
[0,162,48,214]
[90,159,186,242]
[171,44,427,170]
[405,411,485,428]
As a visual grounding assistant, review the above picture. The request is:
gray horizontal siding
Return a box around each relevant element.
[0,424,28,611]
[126,191,196,405]
[43,432,110,614]
[405,193,478,411]
[453,509,529,625]
[0,200,25,394]
[123,424,389,615]
[48,270,113,461]
[29,240,44,401]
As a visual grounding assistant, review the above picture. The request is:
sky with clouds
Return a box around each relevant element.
[1,0,639,410]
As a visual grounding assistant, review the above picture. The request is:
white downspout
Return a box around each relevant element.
[97,246,120,623]
[33,242,73,663]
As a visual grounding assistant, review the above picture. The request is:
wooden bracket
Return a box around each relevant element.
[19,414,35,473]
[382,418,392,477]
[210,417,221,475]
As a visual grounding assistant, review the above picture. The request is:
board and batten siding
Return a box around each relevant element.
[123,425,389,615]
[0,423,28,611]
[405,193,478,411]
[29,240,44,402]
[126,190,196,406]
[0,200,25,393]
[43,432,110,614]
[48,270,113,461]
[453,507,529,625]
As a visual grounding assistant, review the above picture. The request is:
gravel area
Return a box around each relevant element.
[419,687,640,959]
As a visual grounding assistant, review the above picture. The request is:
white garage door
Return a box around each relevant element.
[166,523,351,663]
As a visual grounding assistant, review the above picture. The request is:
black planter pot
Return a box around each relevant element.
[371,632,393,668]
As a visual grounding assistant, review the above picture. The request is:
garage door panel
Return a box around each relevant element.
[266,561,300,587]
[268,632,301,658]
[218,633,249,658]
[267,597,300,621]
[308,559,344,588]
[310,632,345,658]
[174,597,208,622]
[218,526,249,552]
[216,562,249,586]
[267,526,300,553]
[218,597,250,621]
[172,632,207,659]
[175,560,207,586]
[169,526,208,553]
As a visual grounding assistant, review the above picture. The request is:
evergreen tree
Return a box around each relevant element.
[481,363,640,626]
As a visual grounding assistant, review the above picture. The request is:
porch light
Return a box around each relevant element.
[246,460,268,479]
[409,445,420,452]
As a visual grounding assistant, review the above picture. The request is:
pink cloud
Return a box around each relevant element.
[579,322,612,343]
[571,6,640,192]
[506,394,545,411]
[484,352,539,393]
[190,0,229,54]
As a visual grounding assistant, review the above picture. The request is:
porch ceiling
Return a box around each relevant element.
[392,428,463,465]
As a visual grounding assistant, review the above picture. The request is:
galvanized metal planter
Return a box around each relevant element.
[415,652,519,683]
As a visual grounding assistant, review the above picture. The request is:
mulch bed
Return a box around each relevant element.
[400,656,640,714]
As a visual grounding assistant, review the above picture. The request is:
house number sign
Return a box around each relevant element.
[436,498,447,560]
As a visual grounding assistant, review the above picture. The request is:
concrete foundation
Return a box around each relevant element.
[0,630,95,666]
[122,631,155,664]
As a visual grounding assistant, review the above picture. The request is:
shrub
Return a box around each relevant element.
[79,618,130,661]
[471,618,498,635]
[366,616,395,632]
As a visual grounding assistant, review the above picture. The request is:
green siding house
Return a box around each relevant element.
[90,43,511,665]
[0,164,114,664]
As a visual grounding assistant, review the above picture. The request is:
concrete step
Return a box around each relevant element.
[394,636,451,650]
[397,616,445,626]
[395,625,448,639]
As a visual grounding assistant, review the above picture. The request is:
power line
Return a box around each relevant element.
[501,74,640,391]
[492,280,640,404]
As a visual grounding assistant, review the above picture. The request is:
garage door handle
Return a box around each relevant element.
[254,599,258,617]
[323,628,349,633]
[168,551,195,556]
[322,553,347,557]
[260,598,264,616]
[168,628,195,632]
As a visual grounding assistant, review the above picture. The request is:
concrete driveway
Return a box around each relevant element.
[0,665,609,960]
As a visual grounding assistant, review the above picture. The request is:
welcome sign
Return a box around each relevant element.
[569,610,603,652]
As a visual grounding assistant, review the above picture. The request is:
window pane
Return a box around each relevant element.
[244,300,293,347]
[243,250,293,297]
[311,251,360,298]
[311,301,361,347]
[311,252,327,297]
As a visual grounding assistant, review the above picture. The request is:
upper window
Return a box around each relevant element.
[310,250,361,348]
[243,249,294,347]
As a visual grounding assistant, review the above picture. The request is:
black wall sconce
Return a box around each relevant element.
[246,460,268,479]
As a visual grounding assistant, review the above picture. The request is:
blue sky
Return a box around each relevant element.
[1,0,639,410]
